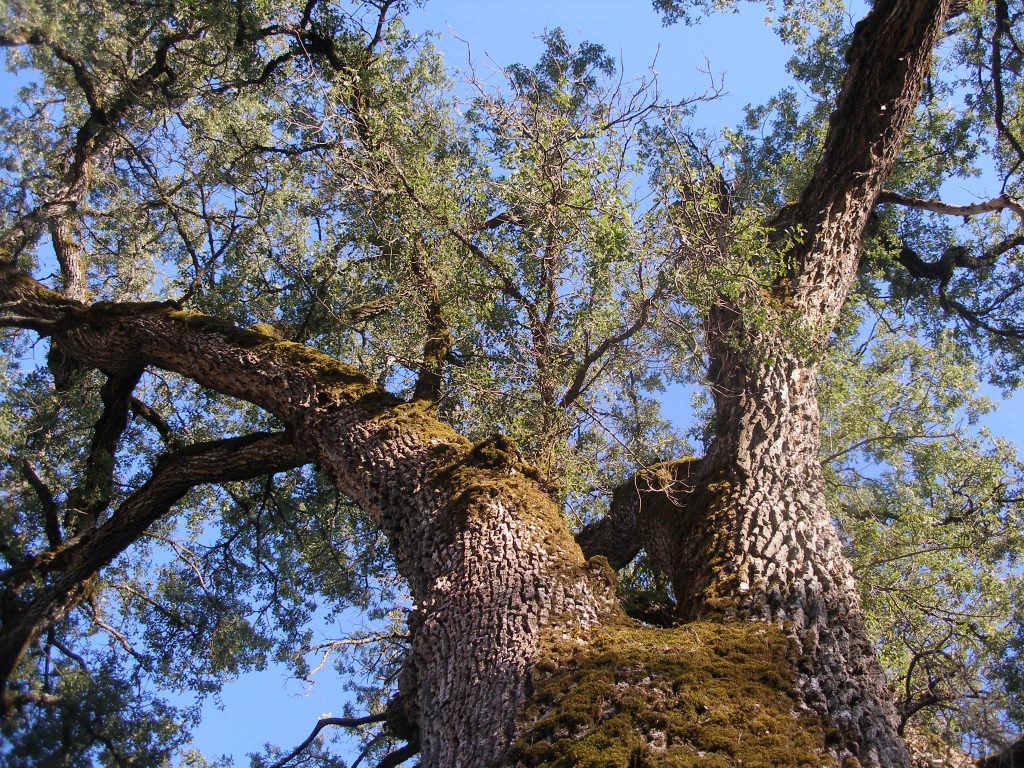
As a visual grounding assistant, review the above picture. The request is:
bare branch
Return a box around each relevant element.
[877,190,1024,222]
[269,712,388,768]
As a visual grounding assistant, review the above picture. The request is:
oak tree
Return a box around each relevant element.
[1,0,1023,766]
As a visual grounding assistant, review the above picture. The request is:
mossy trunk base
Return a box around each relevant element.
[512,621,838,768]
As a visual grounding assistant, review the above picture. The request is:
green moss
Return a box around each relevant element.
[469,433,522,470]
[248,322,285,340]
[163,309,397,404]
[374,399,470,446]
[513,622,836,768]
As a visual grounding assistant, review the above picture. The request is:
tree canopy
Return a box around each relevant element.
[1,0,1023,765]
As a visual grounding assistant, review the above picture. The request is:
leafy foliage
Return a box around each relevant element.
[0,0,1023,764]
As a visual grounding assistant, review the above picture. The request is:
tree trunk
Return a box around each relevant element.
[0,1,957,764]
[679,308,906,765]
[0,266,622,766]
[575,312,907,766]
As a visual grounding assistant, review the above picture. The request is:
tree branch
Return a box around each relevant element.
[374,742,419,768]
[877,190,1024,221]
[576,458,703,573]
[269,712,388,768]
[19,459,61,549]
[778,0,953,322]
[991,0,1024,181]
[64,370,143,532]
[559,289,659,410]
[409,238,452,403]
[0,263,390,424]
[0,430,313,708]
[0,27,199,261]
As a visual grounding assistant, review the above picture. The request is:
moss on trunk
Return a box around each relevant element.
[513,621,839,768]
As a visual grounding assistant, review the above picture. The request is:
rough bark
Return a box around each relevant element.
[0,2,959,763]
[0,266,619,766]
[582,1,951,764]
[671,0,950,763]
[700,339,902,765]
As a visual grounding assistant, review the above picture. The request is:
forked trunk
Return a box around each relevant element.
[0,1,953,762]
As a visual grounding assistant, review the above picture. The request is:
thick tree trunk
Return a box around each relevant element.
[685,311,906,765]
[579,318,907,766]
[313,422,621,766]
[0,2,957,764]
[630,1,954,761]
[0,263,895,768]
[0,266,621,766]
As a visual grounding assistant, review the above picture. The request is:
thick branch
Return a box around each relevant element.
[576,458,703,574]
[779,0,953,322]
[878,190,1024,269]
[374,743,419,768]
[0,430,312,708]
[129,397,178,446]
[409,240,453,403]
[47,217,88,302]
[0,263,391,423]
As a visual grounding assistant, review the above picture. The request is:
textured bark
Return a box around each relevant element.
[658,1,952,764]
[781,0,953,327]
[47,217,87,303]
[577,457,703,573]
[581,349,903,764]
[698,339,903,765]
[0,3,958,762]
[0,266,618,766]
[582,1,950,765]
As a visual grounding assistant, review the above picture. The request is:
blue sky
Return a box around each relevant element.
[406,0,793,129]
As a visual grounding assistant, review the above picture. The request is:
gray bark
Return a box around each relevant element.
[581,1,952,764]
[0,267,619,765]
